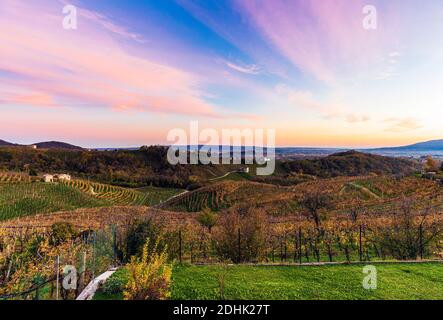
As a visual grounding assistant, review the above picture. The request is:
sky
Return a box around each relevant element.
[1,0,443,148]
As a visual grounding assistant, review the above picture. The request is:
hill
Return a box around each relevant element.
[34,141,83,150]
[0,146,244,188]
[0,139,83,150]
[280,150,418,178]
[376,139,443,151]
[0,139,17,147]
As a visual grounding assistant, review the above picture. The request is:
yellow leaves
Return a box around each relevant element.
[123,238,172,300]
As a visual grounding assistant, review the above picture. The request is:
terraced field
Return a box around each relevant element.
[0,172,183,220]
[164,175,443,215]
[62,179,153,206]
[0,182,108,221]
[164,180,294,212]
[0,172,36,183]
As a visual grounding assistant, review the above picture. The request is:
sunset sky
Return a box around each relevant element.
[1,0,443,148]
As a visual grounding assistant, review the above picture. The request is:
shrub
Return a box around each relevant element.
[124,239,172,300]
[125,218,162,260]
[196,208,217,232]
[50,222,77,245]
[214,208,267,263]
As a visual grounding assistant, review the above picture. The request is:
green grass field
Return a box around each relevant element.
[172,263,443,300]
[94,262,443,300]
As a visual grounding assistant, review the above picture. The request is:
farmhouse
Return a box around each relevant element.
[55,174,71,181]
[240,167,250,173]
[42,174,54,183]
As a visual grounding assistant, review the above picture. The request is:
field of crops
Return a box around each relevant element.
[165,175,443,215]
[0,172,184,221]
[0,182,108,221]
[165,181,293,212]
[0,172,36,183]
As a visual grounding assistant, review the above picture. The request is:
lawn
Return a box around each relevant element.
[95,262,443,300]
[171,263,443,300]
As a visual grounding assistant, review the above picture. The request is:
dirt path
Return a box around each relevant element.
[208,171,237,181]
[339,182,380,199]
[155,190,189,208]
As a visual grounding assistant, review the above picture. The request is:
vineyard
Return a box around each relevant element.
[164,180,294,212]
[1,169,443,300]
[0,172,37,183]
[0,182,109,221]
[164,175,443,216]
[0,172,183,221]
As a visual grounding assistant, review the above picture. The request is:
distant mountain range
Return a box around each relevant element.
[0,139,83,150]
[0,139,16,147]
[369,139,443,152]
[361,139,443,158]
[1,138,442,155]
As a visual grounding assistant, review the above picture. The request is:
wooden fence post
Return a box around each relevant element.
[237,228,241,264]
[298,227,302,264]
[359,225,363,262]
[56,256,60,301]
[179,229,182,264]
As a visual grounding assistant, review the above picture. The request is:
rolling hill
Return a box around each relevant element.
[0,139,83,150]
[280,150,418,178]
[33,141,83,150]
[0,139,16,147]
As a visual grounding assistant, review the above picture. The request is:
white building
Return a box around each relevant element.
[56,174,71,181]
[42,174,54,183]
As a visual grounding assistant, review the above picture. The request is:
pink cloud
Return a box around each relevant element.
[0,91,55,108]
[235,0,400,84]
[0,0,223,118]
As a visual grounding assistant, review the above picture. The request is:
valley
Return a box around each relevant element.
[0,145,442,300]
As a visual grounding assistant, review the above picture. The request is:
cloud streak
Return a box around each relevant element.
[226,61,261,75]
[234,0,399,84]
[0,0,225,118]
[384,118,423,133]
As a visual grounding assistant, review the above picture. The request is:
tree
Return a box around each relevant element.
[196,208,217,233]
[424,156,439,172]
[299,192,332,229]
[28,168,38,177]
[125,219,163,260]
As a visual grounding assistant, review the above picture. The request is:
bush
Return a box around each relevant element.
[124,239,172,300]
[214,208,267,263]
[125,218,163,260]
[50,222,77,245]
[196,208,217,232]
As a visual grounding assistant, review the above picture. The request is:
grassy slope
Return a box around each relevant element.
[171,263,443,300]
[136,186,184,204]
[0,182,109,221]
[0,180,184,221]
